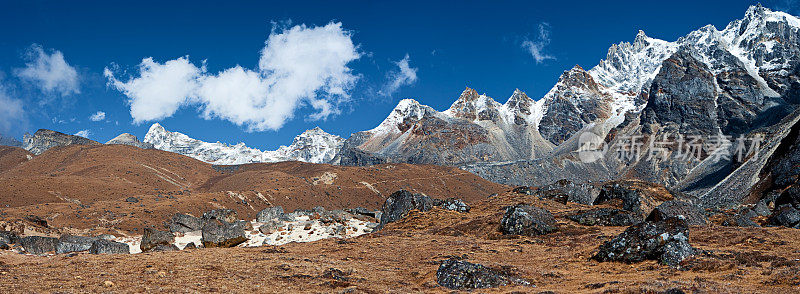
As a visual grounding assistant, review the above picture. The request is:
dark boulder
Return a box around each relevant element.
[768,205,800,228]
[567,208,641,226]
[89,239,130,254]
[140,228,174,252]
[201,220,247,248]
[256,206,284,223]
[594,183,644,213]
[56,235,97,254]
[202,209,238,224]
[348,207,378,218]
[722,208,761,227]
[258,220,282,235]
[436,258,530,290]
[593,217,696,266]
[0,231,19,245]
[125,197,139,203]
[512,186,535,195]
[167,213,203,233]
[536,179,600,205]
[433,198,470,213]
[377,190,434,229]
[20,236,59,255]
[500,205,558,236]
[150,244,180,252]
[646,200,708,226]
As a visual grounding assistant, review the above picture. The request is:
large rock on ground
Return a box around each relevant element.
[593,217,696,266]
[500,205,558,236]
[535,179,601,205]
[20,236,58,255]
[768,205,800,228]
[646,200,708,226]
[201,220,247,248]
[202,209,238,224]
[594,183,644,213]
[167,213,203,233]
[140,228,174,252]
[436,258,531,290]
[256,206,284,223]
[377,190,434,229]
[567,208,641,226]
[56,235,97,254]
[89,239,130,254]
[0,231,19,246]
[433,198,470,213]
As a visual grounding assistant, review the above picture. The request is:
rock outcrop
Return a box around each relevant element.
[436,258,531,290]
[500,205,558,236]
[593,217,696,266]
[22,129,100,155]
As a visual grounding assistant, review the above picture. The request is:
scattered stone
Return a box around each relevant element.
[646,200,708,226]
[433,198,470,212]
[89,239,130,254]
[593,217,696,266]
[377,190,434,229]
[125,197,139,203]
[56,235,97,254]
[256,206,284,222]
[140,228,174,252]
[201,220,247,248]
[24,215,48,227]
[512,186,535,195]
[103,281,115,288]
[348,207,378,218]
[436,258,531,290]
[202,209,238,224]
[20,236,59,255]
[500,205,557,236]
[722,208,761,227]
[167,213,203,233]
[258,220,282,235]
[567,208,641,226]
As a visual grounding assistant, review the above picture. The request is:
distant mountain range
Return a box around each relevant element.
[14,5,800,210]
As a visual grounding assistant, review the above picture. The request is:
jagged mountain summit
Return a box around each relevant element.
[22,129,100,155]
[336,88,554,166]
[340,5,800,211]
[106,133,154,149]
[144,123,343,165]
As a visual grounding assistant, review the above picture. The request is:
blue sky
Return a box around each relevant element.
[0,0,791,149]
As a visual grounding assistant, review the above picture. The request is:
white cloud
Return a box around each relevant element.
[105,22,361,131]
[105,57,202,123]
[74,129,90,138]
[522,23,555,64]
[15,44,80,96]
[379,54,418,97]
[0,83,24,134]
[89,111,106,121]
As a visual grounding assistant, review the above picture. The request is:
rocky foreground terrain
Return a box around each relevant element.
[1,182,800,293]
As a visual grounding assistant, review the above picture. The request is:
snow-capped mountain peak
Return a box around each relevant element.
[143,123,343,165]
[443,87,504,122]
[369,98,435,135]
